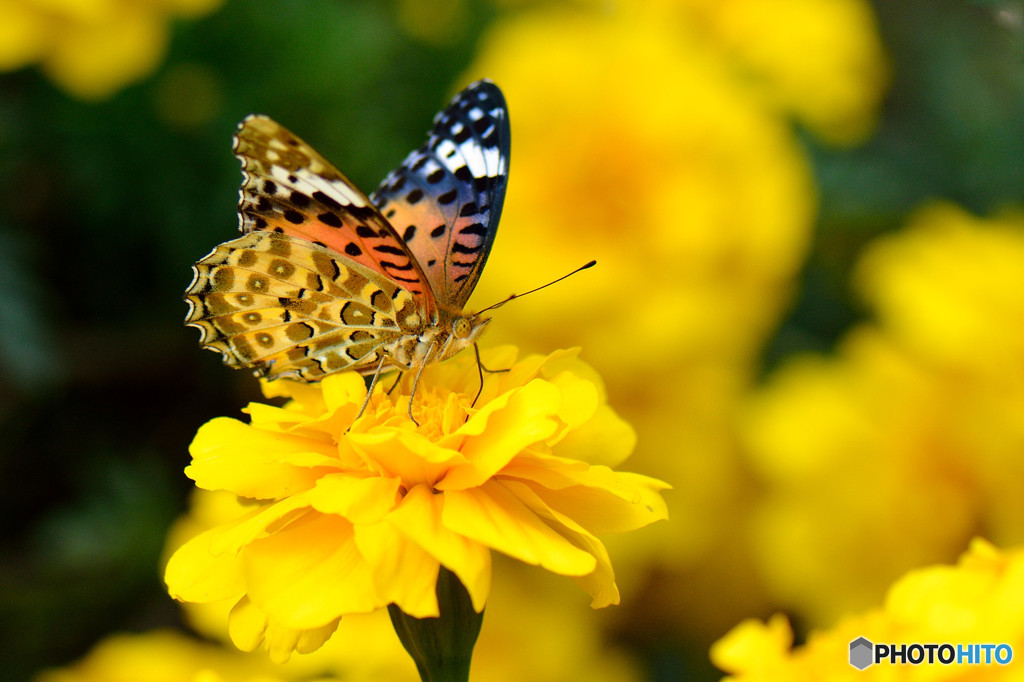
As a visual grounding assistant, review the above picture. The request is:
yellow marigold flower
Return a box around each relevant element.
[0,0,222,100]
[164,489,648,681]
[164,347,668,662]
[741,203,1024,626]
[712,539,1024,681]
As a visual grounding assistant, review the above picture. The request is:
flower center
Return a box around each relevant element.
[366,377,472,437]
[408,384,470,437]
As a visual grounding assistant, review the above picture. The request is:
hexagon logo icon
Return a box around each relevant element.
[850,637,874,670]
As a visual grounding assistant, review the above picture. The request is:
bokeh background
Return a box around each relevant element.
[1,1,1022,680]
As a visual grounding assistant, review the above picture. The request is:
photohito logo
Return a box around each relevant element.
[849,637,1013,670]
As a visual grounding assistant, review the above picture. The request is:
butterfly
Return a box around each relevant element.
[184,80,510,400]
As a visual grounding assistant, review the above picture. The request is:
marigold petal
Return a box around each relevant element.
[388,484,492,611]
[227,596,266,652]
[538,349,603,385]
[305,473,402,523]
[164,526,245,604]
[350,430,465,486]
[546,369,600,432]
[490,347,581,398]
[291,620,340,655]
[440,379,564,490]
[533,352,637,466]
[570,545,619,608]
[502,455,670,533]
[262,617,340,663]
[260,377,326,413]
[205,496,308,555]
[227,596,339,663]
[711,613,794,674]
[321,371,369,409]
[286,373,364,436]
[244,402,303,429]
[442,481,597,576]
[245,512,382,628]
[500,479,620,607]
[354,520,441,618]
[187,417,336,498]
[552,403,638,467]
[246,397,356,441]
[166,496,311,603]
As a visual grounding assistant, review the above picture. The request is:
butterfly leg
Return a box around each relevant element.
[386,370,405,396]
[474,343,511,375]
[352,355,389,427]
[406,339,440,426]
[471,343,509,408]
[471,344,486,408]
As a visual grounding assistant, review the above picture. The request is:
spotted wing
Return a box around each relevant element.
[184,231,423,381]
[233,115,436,316]
[371,80,509,311]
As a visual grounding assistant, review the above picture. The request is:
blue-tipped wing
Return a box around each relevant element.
[371,80,510,311]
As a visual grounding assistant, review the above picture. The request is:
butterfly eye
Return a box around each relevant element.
[452,317,472,339]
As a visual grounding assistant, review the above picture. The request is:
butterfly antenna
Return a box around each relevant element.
[475,260,596,315]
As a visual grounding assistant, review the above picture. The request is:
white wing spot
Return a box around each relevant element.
[482,147,502,176]
[435,139,465,174]
[328,179,367,207]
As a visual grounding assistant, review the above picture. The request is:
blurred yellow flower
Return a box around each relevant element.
[474,556,647,682]
[33,629,311,682]
[665,0,889,144]
[856,202,1024,379]
[0,0,222,100]
[164,347,668,662]
[742,328,978,625]
[395,0,467,45]
[466,7,814,383]
[742,202,1024,626]
[712,538,1024,681]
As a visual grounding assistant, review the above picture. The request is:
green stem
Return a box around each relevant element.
[388,567,485,682]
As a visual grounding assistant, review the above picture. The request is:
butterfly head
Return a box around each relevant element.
[436,312,491,362]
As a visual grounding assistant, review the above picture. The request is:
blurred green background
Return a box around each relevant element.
[1,1,1022,681]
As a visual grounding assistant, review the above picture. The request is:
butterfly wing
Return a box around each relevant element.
[371,80,510,311]
[185,231,424,381]
[233,115,437,316]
